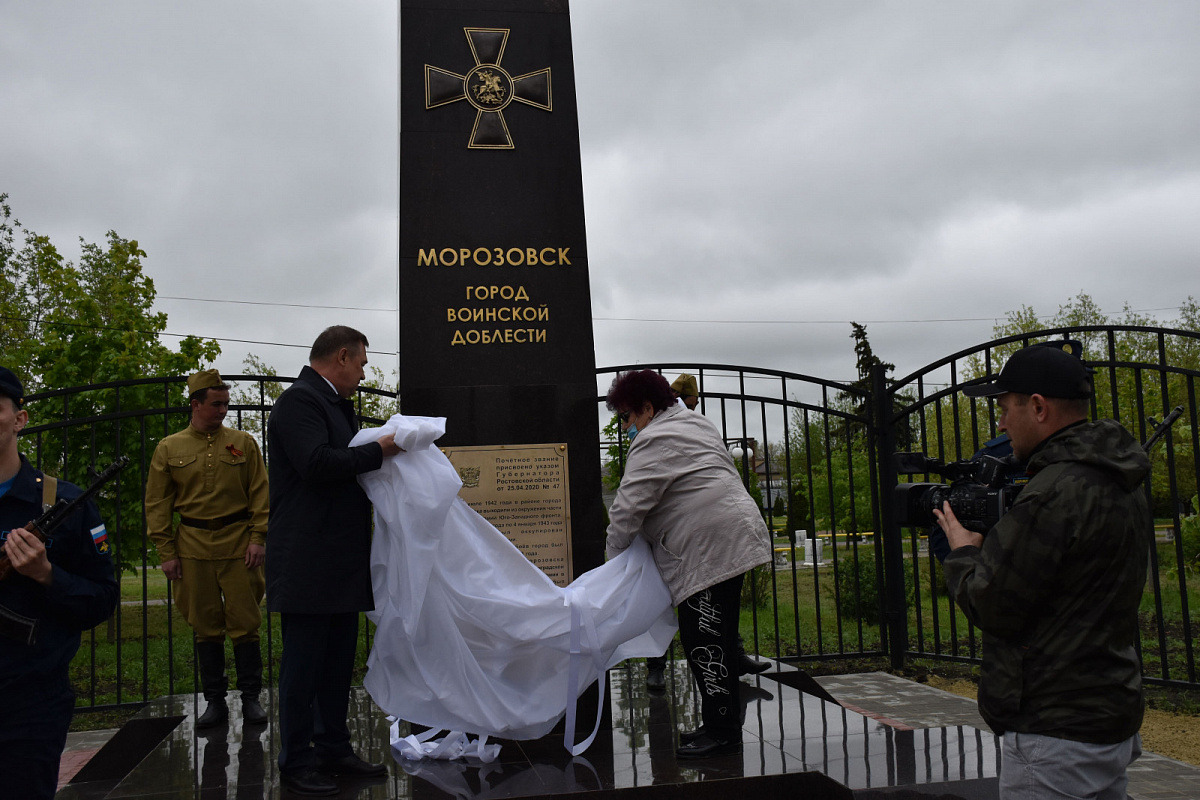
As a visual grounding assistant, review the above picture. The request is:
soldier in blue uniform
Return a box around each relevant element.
[0,366,119,799]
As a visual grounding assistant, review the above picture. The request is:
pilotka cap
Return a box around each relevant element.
[0,366,24,407]
[962,344,1093,399]
[187,369,224,396]
[670,373,699,398]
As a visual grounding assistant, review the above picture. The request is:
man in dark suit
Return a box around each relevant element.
[267,327,400,797]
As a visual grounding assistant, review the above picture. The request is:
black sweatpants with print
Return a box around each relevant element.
[677,572,744,741]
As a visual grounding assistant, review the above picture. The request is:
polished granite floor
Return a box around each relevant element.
[57,660,999,799]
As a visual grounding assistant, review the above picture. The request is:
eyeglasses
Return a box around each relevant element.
[618,411,632,423]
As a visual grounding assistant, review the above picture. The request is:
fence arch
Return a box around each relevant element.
[595,363,888,666]
[13,327,1200,715]
[881,326,1200,690]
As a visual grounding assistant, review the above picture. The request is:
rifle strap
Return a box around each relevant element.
[41,475,57,511]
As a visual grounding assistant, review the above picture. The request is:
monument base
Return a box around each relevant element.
[58,662,999,799]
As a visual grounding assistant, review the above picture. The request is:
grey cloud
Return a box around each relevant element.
[3,1,1198,384]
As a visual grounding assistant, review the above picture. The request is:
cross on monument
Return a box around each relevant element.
[425,27,552,149]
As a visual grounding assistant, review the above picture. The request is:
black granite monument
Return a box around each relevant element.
[399,0,603,578]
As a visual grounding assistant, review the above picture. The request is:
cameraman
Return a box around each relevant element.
[927,431,1018,562]
[928,341,1082,563]
[933,344,1149,800]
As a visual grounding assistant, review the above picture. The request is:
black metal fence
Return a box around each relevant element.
[16,374,397,714]
[603,327,1199,692]
[595,363,888,667]
[880,326,1199,690]
[16,325,1200,714]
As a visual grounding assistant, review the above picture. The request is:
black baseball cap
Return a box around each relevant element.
[962,343,1093,399]
[0,366,25,407]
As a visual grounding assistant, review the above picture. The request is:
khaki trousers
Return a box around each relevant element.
[173,558,265,643]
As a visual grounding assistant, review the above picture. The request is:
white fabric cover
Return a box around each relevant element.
[389,723,501,763]
[352,415,677,746]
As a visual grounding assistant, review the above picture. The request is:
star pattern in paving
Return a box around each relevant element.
[425,27,552,149]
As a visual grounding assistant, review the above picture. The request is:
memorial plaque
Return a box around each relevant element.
[445,442,573,586]
[399,0,604,578]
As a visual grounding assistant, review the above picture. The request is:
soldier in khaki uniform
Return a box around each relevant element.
[669,373,700,410]
[145,370,269,727]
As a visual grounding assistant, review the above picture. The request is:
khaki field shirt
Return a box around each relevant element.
[145,424,269,561]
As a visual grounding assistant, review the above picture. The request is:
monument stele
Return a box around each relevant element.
[398,0,603,584]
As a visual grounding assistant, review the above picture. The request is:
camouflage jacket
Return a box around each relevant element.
[943,419,1150,744]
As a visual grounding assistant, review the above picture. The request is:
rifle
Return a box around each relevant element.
[1144,406,1185,453]
[0,456,130,645]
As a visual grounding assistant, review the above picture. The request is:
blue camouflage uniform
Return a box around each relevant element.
[0,455,119,799]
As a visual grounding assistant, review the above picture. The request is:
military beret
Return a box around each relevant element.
[0,366,25,407]
[187,369,225,396]
[670,373,699,398]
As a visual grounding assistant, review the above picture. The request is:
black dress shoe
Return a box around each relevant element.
[646,665,666,692]
[315,753,388,777]
[678,726,708,744]
[280,769,338,796]
[675,733,741,759]
[738,654,771,675]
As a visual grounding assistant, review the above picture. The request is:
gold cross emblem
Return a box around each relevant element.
[425,28,552,149]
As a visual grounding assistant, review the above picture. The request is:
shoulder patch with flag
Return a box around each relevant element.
[91,524,110,555]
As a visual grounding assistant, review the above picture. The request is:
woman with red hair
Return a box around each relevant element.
[605,369,771,759]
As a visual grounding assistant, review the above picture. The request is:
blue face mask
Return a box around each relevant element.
[626,424,640,442]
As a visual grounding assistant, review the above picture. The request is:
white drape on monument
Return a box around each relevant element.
[351,415,677,753]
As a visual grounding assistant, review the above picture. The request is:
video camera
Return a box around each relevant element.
[892,452,1024,533]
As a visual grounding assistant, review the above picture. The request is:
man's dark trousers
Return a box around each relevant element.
[277,611,359,773]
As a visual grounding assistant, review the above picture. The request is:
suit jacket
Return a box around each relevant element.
[266,365,383,613]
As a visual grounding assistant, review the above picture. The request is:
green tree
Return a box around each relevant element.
[733,457,764,514]
[787,324,908,537]
[951,292,1200,516]
[1,192,220,574]
[229,354,399,442]
[784,479,809,543]
[226,354,285,442]
[355,366,402,424]
[601,413,629,490]
[785,389,873,537]
[847,321,914,450]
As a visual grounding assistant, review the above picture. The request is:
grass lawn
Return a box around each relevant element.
[69,542,1199,729]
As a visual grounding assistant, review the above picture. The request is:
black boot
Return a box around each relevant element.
[737,636,770,676]
[646,653,668,691]
[233,640,268,725]
[195,641,229,728]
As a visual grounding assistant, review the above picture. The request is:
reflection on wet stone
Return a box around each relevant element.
[63,661,1002,798]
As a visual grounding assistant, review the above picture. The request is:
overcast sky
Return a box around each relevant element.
[3,1,1198,389]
